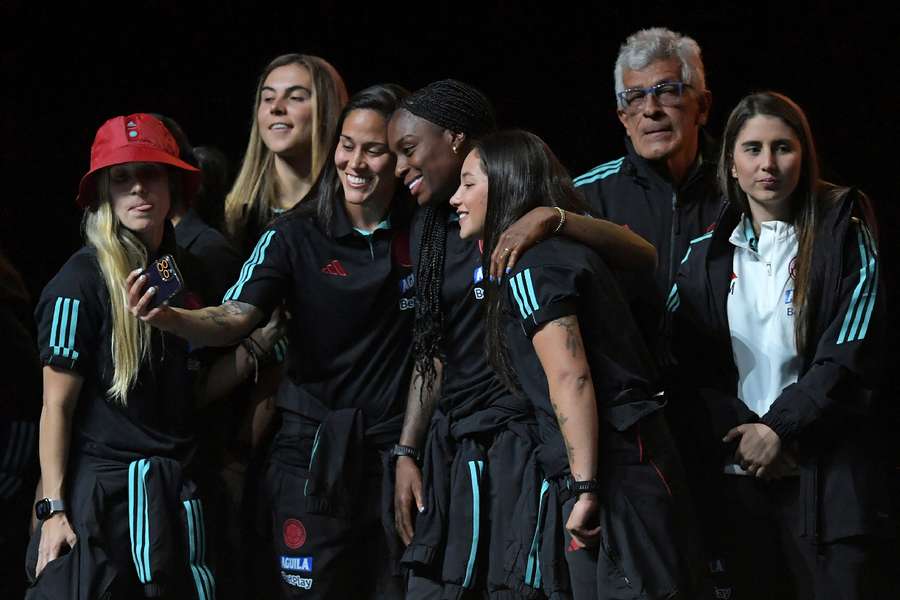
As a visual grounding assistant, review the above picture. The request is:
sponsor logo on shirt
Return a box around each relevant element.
[399,297,416,311]
[473,266,484,284]
[784,289,794,304]
[283,518,307,550]
[280,555,313,572]
[474,287,485,300]
[321,260,348,276]
[281,571,313,589]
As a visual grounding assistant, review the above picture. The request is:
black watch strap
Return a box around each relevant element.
[390,444,421,463]
[35,497,66,521]
[567,478,600,496]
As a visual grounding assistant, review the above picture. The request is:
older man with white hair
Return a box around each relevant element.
[574,27,728,599]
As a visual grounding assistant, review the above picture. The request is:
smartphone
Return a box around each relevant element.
[141,254,184,309]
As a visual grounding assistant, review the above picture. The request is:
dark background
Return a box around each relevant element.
[2,2,896,304]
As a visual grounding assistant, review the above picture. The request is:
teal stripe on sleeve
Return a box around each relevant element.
[523,269,540,313]
[514,274,533,317]
[509,277,529,319]
[49,297,63,355]
[66,299,80,359]
[855,226,879,341]
[572,157,625,187]
[838,225,870,344]
[223,233,266,301]
[57,298,71,357]
[223,230,275,302]
[847,226,873,341]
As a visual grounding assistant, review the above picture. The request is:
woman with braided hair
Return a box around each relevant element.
[387,79,659,597]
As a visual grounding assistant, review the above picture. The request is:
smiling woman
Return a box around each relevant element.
[125,85,419,599]
[224,53,348,253]
[334,108,397,225]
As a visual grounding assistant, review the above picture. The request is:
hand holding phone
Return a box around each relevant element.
[140,254,184,309]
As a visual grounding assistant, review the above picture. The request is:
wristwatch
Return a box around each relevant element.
[35,497,66,521]
[567,478,600,496]
[390,444,421,464]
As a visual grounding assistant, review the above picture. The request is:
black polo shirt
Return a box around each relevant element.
[411,211,511,416]
[501,238,660,440]
[174,209,243,306]
[222,201,415,426]
[35,228,199,463]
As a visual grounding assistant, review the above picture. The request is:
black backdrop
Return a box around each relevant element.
[2,3,896,306]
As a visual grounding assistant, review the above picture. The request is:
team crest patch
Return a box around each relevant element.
[280,555,313,572]
[789,256,798,280]
[283,518,307,549]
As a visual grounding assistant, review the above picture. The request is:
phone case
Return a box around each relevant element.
[142,254,184,309]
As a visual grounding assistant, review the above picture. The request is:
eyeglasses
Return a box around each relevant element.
[617,81,692,114]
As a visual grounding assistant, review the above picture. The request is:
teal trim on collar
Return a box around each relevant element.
[353,216,392,237]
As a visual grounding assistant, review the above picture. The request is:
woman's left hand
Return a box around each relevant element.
[566,493,603,549]
[490,207,558,282]
[723,423,782,478]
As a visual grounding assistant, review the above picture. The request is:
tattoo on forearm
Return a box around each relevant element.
[552,316,583,358]
[565,440,576,468]
[551,400,569,427]
[200,301,253,328]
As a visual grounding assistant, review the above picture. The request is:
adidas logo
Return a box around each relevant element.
[321,260,348,276]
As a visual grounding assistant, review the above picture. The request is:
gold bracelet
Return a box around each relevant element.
[553,206,567,233]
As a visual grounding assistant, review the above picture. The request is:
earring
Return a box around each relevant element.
[452,145,458,154]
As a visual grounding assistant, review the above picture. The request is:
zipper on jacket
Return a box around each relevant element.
[667,192,679,291]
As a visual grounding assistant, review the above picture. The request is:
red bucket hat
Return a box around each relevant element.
[76,113,201,208]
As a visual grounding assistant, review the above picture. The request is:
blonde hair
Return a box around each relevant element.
[224,54,348,246]
[83,172,152,405]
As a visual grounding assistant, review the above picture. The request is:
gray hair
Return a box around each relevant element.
[614,27,707,104]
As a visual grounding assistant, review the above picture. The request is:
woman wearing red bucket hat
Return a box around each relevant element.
[27,113,219,599]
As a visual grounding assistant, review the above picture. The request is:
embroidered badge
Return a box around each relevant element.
[283,518,307,550]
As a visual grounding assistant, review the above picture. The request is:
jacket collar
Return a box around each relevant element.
[623,130,718,194]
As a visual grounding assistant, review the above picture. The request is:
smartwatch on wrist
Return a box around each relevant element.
[35,497,66,521]
[567,478,600,496]
[390,444,421,464]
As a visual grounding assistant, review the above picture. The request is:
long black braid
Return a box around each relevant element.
[413,202,449,389]
[404,79,496,395]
